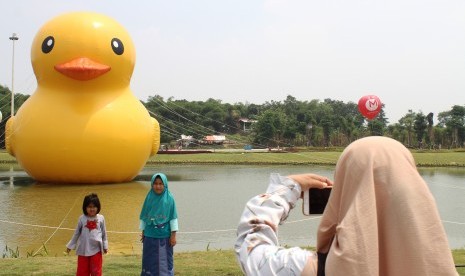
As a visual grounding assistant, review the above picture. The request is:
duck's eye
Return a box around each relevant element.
[111,38,124,55]
[41,36,55,54]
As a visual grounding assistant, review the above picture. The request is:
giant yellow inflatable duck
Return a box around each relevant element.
[6,12,160,183]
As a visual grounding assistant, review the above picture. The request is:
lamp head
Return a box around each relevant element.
[9,33,19,40]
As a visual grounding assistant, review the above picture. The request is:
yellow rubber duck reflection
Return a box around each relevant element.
[6,12,160,184]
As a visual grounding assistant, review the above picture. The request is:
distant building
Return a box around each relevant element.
[203,135,226,145]
[238,118,257,132]
[177,135,196,148]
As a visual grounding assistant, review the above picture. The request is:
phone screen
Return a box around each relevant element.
[303,188,332,215]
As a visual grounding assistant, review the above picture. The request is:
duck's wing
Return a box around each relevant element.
[5,117,15,157]
[151,117,160,156]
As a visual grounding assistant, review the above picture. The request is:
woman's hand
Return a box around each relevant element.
[140,231,144,243]
[288,173,333,191]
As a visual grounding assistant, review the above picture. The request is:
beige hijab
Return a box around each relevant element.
[317,136,457,276]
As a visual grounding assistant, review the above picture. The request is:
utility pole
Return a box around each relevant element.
[9,33,19,117]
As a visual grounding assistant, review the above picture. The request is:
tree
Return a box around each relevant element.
[399,110,416,146]
[324,99,361,145]
[314,102,334,147]
[413,112,427,148]
[253,109,286,147]
[0,84,30,148]
[426,112,434,148]
[438,105,465,148]
[366,104,388,136]
[201,99,227,133]
[386,123,404,142]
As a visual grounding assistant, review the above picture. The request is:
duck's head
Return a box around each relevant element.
[31,12,136,90]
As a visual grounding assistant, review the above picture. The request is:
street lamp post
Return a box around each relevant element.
[9,33,19,117]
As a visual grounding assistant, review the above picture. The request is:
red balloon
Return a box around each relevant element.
[358,95,381,120]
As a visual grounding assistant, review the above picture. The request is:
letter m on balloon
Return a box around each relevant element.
[367,99,378,111]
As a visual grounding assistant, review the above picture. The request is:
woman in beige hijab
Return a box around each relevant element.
[235,136,457,275]
[317,136,457,275]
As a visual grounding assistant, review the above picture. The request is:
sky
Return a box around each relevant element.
[1,0,465,123]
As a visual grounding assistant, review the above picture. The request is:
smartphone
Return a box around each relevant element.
[302,187,332,215]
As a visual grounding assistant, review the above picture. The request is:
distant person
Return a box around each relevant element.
[140,173,179,276]
[235,136,458,275]
[66,193,108,276]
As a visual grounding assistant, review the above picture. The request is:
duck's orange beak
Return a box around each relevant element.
[54,57,111,81]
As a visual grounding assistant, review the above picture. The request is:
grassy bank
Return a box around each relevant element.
[1,249,464,275]
[1,149,465,167]
[148,150,465,167]
[0,250,240,275]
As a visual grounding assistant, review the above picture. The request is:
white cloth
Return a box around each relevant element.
[235,173,317,276]
[67,214,108,256]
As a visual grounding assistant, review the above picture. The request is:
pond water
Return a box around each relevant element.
[0,164,464,257]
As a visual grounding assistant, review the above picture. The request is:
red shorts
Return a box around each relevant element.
[77,251,102,276]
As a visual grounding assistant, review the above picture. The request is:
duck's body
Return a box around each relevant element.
[6,12,160,183]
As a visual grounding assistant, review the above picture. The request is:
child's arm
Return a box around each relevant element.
[101,216,109,254]
[66,216,83,251]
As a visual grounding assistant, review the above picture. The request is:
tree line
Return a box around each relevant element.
[145,94,465,149]
[1,84,464,149]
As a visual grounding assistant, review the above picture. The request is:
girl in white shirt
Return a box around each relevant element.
[67,193,108,276]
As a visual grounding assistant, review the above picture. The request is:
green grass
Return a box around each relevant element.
[0,250,242,275]
[150,151,342,165]
[0,249,464,275]
[2,148,464,167]
[0,151,18,163]
[454,249,465,276]
[148,150,465,167]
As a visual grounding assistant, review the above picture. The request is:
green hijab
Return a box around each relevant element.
[139,173,177,226]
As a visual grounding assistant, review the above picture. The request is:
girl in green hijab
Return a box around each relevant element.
[140,173,178,276]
